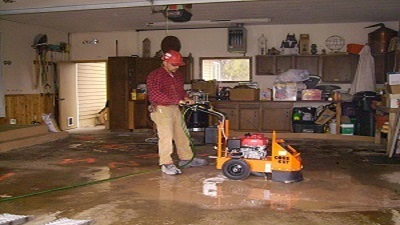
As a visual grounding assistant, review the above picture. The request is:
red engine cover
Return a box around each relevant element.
[241,133,268,147]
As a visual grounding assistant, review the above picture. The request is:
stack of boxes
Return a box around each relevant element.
[387,72,400,108]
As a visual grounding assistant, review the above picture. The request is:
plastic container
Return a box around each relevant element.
[329,120,336,134]
[346,44,364,54]
[292,121,324,133]
[375,115,389,129]
[341,124,354,135]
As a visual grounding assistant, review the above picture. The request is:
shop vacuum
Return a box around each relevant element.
[352,91,381,136]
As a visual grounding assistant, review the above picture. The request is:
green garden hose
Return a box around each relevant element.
[0,169,157,203]
[178,107,197,168]
[0,106,197,202]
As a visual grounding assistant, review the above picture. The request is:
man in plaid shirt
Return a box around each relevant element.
[147,50,208,175]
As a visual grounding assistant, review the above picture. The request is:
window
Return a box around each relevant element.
[200,57,252,82]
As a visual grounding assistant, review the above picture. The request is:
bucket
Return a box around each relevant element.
[340,123,354,135]
[375,115,388,129]
[346,44,364,54]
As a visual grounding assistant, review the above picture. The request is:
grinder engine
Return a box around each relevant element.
[227,133,269,160]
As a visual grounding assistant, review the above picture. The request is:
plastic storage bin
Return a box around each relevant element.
[293,121,324,133]
[341,124,354,135]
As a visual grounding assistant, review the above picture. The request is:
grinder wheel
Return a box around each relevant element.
[222,159,251,180]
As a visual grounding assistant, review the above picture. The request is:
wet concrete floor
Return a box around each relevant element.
[1,127,400,224]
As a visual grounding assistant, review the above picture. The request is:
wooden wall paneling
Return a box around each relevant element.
[11,95,25,123]
[1,94,54,125]
[0,117,7,124]
[27,95,37,123]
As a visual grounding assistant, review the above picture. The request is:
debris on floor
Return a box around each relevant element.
[0,213,33,225]
[44,218,93,225]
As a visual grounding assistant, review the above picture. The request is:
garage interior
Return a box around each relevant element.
[1,0,400,224]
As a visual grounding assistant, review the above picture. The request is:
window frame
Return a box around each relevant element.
[199,56,253,83]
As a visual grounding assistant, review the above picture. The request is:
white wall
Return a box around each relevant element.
[70,31,138,60]
[70,21,399,91]
[2,20,398,95]
[0,19,68,95]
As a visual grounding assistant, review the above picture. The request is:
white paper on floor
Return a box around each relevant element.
[44,218,94,225]
[0,213,34,225]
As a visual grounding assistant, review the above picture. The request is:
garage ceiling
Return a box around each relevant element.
[1,0,400,33]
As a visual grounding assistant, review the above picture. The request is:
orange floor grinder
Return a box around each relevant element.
[185,104,303,183]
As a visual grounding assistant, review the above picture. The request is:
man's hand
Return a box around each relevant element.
[179,98,195,105]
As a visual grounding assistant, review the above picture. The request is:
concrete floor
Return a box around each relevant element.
[1,127,400,225]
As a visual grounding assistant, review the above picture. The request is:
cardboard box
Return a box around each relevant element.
[273,82,297,101]
[388,85,400,94]
[259,88,272,101]
[137,93,147,100]
[191,80,217,96]
[230,88,260,101]
[301,89,322,100]
[299,34,310,55]
[388,94,400,108]
[387,73,400,85]
[315,108,336,125]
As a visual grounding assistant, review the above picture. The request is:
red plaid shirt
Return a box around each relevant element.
[146,67,188,105]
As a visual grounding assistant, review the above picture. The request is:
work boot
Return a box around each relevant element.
[161,164,182,175]
[179,158,208,168]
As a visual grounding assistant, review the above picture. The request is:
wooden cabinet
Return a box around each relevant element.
[128,100,151,129]
[255,55,319,75]
[107,57,137,131]
[373,52,395,84]
[255,52,395,84]
[320,54,359,83]
[261,102,293,132]
[256,54,364,83]
[238,103,260,131]
[135,58,162,85]
[211,101,293,132]
[255,55,292,75]
[295,55,319,75]
[107,56,194,131]
[276,55,293,75]
[255,55,274,75]
[211,102,239,130]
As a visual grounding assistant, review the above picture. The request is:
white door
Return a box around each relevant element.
[77,62,107,127]
[58,62,78,130]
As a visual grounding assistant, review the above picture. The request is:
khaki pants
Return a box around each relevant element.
[150,105,193,165]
